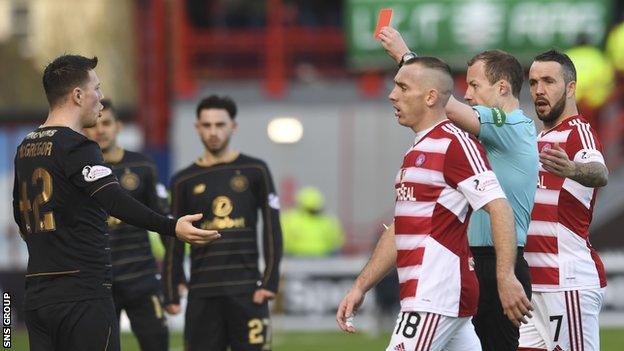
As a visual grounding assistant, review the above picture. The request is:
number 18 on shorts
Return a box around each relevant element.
[386,312,481,351]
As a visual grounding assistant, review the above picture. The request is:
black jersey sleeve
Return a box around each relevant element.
[91,181,177,237]
[63,138,118,195]
[163,176,187,304]
[255,162,283,293]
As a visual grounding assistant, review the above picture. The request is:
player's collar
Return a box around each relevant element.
[195,151,240,167]
[103,147,125,164]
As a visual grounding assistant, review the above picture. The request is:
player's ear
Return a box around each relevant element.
[497,80,510,97]
[425,89,438,107]
[71,87,82,106]
[231,120,238,131]
[566,80,576,99]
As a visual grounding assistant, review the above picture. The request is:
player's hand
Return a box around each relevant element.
[175,213,220,245]
[539,143,575,178]
[378,27,411,64]
[165,304,182,315]
[336,286,365,333]
[253,289,276,304]
[497,274,533,327]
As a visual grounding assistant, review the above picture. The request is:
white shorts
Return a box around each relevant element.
[519,288,605,351]
[385,311,481,351]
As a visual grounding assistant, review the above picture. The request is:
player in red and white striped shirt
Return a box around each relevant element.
[336,57,532,351]
[519,50,608,351]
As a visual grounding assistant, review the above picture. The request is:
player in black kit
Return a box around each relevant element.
[83,99,169,351]
[163,95,283,351]
[12,55,220,351]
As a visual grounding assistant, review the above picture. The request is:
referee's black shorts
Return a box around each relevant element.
[471,246,532,351]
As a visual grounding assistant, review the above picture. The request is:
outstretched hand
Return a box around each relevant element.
[175,213,220,245]
[539,143,575,178]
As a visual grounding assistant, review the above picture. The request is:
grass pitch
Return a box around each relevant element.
[8,328,624,350]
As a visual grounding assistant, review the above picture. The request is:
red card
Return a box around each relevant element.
[374,8,393,39]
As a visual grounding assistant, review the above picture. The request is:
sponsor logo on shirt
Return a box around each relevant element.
[81,165,112,182]
[393,342,406,351]
[156,183,168,199]
[201,196,246,230]
[193,183,206,194]
[396,184,416,201]
[492,108,506,127]
[268,193,280,210]
[473,177,497,192]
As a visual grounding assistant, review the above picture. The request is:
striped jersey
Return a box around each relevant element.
[394,120,507,317]
[526,116,607,292]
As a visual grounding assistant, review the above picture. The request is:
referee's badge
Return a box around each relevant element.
[415,154,426,167]
[120,168,140,191]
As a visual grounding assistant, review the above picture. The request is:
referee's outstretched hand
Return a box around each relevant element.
[498,274,533,327]
[175,213,220,245]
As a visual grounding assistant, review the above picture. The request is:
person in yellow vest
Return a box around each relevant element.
[606,22,624,78]
[282,187,345,256]
[565,36,616,131]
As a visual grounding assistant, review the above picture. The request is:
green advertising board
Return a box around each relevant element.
[346,0,614,70]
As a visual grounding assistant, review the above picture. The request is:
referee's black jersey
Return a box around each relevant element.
[163,153,283,304]
[12,127,118,310]
[106,150,169,302]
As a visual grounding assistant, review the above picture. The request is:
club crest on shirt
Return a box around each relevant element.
[120,168,140,191]
[415,154,426,167]
[230,173,249,193]
[541,143,552,153]
[193,183,206,194]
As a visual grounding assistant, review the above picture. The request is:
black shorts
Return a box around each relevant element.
[185,293,271,351]
[114,292,168,351]
[25,297,120,351]
[471,246,532,351]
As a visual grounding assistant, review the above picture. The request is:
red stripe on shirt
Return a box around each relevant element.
[399,279,418,300]
[524,235,558,254]
[529,266,559,285]
[397,247,425,268]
